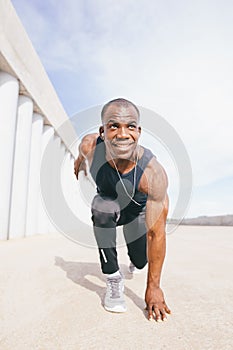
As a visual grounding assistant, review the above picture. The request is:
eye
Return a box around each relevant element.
[109,123,118,130]
[128,124,136,130]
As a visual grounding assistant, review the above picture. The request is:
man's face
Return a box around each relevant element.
[101,103,141,160]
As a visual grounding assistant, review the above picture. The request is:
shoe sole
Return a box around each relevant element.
[104,305,127,313]
[128,268,142,274]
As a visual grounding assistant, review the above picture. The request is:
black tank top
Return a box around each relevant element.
[90,137,154,216]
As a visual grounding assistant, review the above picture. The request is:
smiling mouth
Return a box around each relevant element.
[111,142,134,148]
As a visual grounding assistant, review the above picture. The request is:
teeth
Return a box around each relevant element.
[113,144,131,147]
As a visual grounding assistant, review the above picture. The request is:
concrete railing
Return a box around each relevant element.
[0,0,79,240]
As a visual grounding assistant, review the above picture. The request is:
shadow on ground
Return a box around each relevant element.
[54,256,147,318]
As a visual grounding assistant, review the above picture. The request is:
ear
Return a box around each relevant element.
[99,126,104,138]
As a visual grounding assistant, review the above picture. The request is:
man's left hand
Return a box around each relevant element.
[145,286,171,322]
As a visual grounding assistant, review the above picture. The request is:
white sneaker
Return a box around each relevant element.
[104,272,127,313]
[128,262,142,274]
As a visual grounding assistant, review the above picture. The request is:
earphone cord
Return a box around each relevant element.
[110,148,141,207]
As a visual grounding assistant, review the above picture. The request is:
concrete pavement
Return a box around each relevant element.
[0,226,232,350]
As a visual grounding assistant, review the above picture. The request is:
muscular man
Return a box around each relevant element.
[74,98,171,321]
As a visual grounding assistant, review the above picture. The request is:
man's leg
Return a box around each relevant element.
[91,194,126,313]
[123,208,147,270]
[91,194,120,274]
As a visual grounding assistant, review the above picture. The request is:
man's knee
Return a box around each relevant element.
[91,195,120,228]
[127,233,147,269]
[132,257,147,270]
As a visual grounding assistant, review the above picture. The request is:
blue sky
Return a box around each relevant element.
[11,0,233,217]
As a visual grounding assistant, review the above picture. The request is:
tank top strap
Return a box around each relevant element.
[135,147,154,190]
[90,136,105,182]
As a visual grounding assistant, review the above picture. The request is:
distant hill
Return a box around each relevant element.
[169,215,233,226]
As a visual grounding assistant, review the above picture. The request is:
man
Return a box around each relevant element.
[74,98,171,321]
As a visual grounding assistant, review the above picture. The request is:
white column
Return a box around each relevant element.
[61,149,94,227]
[8,95,33,238]
[61,150,74,214]
[48,135,61,233]
[60,149,69,235]
[0,71,19,240]
[62,151,79,218]
[25,113,44,236]
[37,125,54,234]
[69,153,77,213]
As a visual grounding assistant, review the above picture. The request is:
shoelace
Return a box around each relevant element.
[107,276,122,299]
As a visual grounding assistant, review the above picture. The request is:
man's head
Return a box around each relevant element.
[101,98,140,122]
[99,98,141,160]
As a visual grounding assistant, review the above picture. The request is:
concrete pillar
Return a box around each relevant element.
[25,113,44,236]
[61,150,74,215]
[8,95,33,238]
[0,71,19,240]
[61,150,72,208]
[68,152,76,213]
[48,135,61,233]
[61,149,94,227]
[60,143,75,235]
[37,125,54,234]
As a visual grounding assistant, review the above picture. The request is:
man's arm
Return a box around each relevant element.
[145,196,171,321]
[140,157,171,321]
[74,133,98,180]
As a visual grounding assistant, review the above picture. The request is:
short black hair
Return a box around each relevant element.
[101,98,140,121]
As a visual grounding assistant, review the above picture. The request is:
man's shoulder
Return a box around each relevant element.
[82,133,99,143]
[80,133,98,156]
[139,154,168,199]
[145,156,167,180]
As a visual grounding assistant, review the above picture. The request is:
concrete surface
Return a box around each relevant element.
[0,226,232,350]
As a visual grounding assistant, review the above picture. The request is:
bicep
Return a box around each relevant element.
[142,158,168,232]
[146,198,168,235]
[140,157,168,202]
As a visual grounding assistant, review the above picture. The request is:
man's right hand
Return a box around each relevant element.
[74,156,87,180]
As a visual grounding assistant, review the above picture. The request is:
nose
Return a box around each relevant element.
[117,126,129,138]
